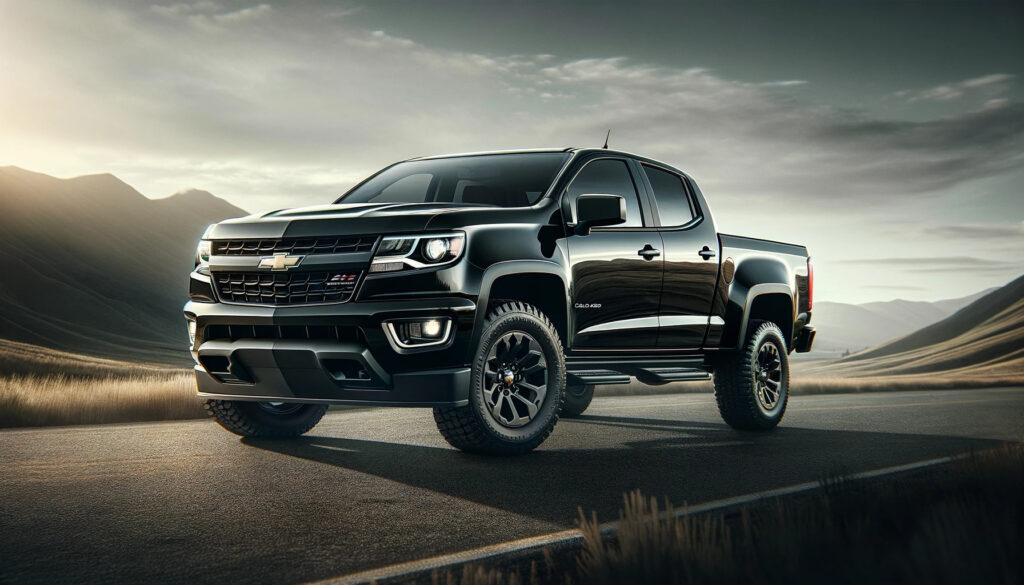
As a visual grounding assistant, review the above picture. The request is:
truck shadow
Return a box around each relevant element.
[242,412,1010,525]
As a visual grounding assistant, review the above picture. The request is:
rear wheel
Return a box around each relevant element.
[713,321,789,430]
[560,384,594,418]
[433,301,565,455]
[204,399,327,438]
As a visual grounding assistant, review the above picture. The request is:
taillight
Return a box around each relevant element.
[807,257,814,310]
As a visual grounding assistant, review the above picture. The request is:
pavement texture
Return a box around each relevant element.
[2,387,1023,584]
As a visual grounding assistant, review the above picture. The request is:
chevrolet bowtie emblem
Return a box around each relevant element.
[258,253,303,271]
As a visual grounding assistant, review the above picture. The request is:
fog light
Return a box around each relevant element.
[422,319,442,338]
[383,317,452,350]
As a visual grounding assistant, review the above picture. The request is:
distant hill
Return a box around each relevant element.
[817,274,1024,379]
[808,289,993,356]
[0,166,246,365]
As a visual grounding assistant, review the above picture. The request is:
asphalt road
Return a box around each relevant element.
[2,387,1023,584]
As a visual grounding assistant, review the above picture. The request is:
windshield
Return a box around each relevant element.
[336,153,570,208]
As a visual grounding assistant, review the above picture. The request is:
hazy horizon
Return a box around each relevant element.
[1,0,1022,304]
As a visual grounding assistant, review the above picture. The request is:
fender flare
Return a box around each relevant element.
[734,283,795,349]
[470,260,570,352]
[721,254,796,350]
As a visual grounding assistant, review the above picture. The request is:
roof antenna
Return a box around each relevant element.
[602,129,611,149]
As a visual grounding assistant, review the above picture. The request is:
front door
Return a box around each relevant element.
[565,157,663,349]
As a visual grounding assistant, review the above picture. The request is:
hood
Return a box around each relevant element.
[205,202,501,240]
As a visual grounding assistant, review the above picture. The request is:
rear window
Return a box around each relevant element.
[642,164,695,226]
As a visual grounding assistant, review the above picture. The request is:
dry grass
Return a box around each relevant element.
[789,373,1024,394]
[0,373,205,428]
[0,338,203,428]
[424,445,1024,585]
[594,370,1024,399]
[0,338,182,379]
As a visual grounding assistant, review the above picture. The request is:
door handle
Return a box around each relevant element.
[698,246,716,260]
[638,245,661,260]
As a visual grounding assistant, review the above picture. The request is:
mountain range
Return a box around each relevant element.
[824,274,1024,379]
[1,165,1018,378]
[0,166,245,365]
[806,290,995,357]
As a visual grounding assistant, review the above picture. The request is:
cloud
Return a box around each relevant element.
[962,73,1015,88]
[1,0,1023,212]
[757,80,808,87]
[924,222,1024,240]
[896,73,1014,102]
[151,1,221,17]
[862,285,926,291]
[839,256,1020,273]
[213,4,271,23]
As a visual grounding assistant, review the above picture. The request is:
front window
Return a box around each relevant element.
[566,159,644,228]
[337,153,570,208]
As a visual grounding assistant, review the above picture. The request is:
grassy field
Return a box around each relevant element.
[594,368,1024,398]
[0,338,202,428]
[0,373,204,428]
[2,335,1020,428]
[422,445,1024,585]
[0,338,184,379]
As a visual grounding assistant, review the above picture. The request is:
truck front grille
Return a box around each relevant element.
[212,236,375,256]
[213,271,360,305]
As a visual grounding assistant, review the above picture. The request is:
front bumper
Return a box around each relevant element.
[184,297,475,406]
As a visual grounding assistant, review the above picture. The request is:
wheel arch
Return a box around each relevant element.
[744,291,796,350]
[473,261,570,354]
[722,277,797,351]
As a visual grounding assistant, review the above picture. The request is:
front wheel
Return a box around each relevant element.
[204,400,327,438]
[713,321,789,430]
[433,301,565,455]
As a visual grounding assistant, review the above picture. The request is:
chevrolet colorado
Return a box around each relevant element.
[184,148,815,454]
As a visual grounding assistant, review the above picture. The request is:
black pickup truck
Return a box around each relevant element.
[184,148,814,454]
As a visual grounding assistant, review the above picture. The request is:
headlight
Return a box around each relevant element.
[195,240,211,274]
[370,232,465,273]
[423,238,450,261]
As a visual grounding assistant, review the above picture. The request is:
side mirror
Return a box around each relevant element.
[573,194,626,235]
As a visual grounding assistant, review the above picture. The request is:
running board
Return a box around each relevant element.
[635,368,711,385]
[566,370,632,385]
[567,367,710,386]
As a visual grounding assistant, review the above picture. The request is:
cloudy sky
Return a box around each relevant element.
[1,0,1022,304]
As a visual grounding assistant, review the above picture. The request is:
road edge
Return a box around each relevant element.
[308,453,964,585]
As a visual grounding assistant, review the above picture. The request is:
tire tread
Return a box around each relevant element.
[713,320,789,431]
[433,301,565,455]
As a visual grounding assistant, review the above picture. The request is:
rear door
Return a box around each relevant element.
[637,163,719,349]
[564,157,664,349]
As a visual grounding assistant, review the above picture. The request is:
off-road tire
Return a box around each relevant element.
[713,320,789,430]
[204,400,327,438]
[433,302,565,455]
[561,384,594,418]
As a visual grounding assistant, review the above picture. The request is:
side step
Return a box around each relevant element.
[567,367,711,386]
[635,368,711,385]
[566,370,631,385]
